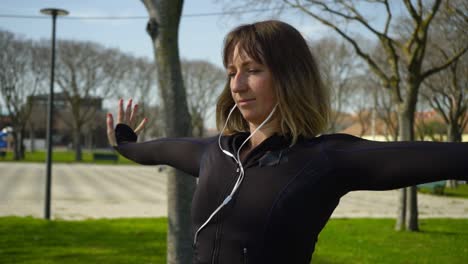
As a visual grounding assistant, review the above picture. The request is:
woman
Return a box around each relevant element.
[107,20,467,264]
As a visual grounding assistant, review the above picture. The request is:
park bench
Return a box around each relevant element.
[93,153,119,163]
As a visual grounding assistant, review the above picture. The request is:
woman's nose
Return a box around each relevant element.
[230,73,247,93]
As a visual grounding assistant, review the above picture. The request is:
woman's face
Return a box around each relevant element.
[227,45,277,126]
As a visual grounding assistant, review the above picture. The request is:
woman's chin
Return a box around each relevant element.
[240,112,267,126]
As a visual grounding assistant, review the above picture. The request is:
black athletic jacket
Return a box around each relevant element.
[114,124,467,264]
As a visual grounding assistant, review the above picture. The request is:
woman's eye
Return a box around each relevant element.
[248,69,260,73]
[227,72,236,78]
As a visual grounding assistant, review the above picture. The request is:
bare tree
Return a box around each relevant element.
[0,31,47,159]
[140,104,165,140]
[141,1,195,263]
[352,89,373,137]
[55,40,125,161]
[355,75,402,141]
[347,74,375,137]
[415,117,445,142]
[26,92,53,152]
[221,0,467,231]
[374,87,399,141]
[118,55,161,141]
[422,1,467,144]
[310,37,360,132]
[182,59,225,137]
[424,59,467,142]
[421,1,468,188]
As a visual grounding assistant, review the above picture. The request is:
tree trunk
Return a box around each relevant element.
[405,186,419,231]
[447,123,462,143]
[142,1,195,263]
[395,187,406,231]
[167,170,197,264]
[445,123,461,188]
[446,179,458,189]
[29,123,36,153]
[73,128,82,161]
[12,132,18,160]
[194,122,204,138]
[192,112,204,137]
[395,81,419,232]
[13,127,26,160]
[20,129,25,159]
[13,131,20,160]
[395,108,412,231]
[86,132,93,151]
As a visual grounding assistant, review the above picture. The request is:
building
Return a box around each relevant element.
[25,92,108,150]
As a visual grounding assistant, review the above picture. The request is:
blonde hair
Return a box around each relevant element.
[216,20,330,145]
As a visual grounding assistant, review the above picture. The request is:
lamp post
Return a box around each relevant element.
[40,8,69,220]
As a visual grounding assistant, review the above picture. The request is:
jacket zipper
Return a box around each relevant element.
[211,164,240,264]
[243,247,248,264]
[211,136,258,263]
[210,220,222,264]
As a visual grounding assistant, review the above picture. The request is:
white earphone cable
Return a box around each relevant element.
[193,103,278,247]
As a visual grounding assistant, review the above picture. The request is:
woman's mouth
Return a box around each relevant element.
[237,98,255,106]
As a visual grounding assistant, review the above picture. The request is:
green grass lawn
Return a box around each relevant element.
[419,184,468,199]
[0,217,166,264]
[0,151,135,165]
[313,218,468,263]
[0,217,467,264]
[443,184,468,198]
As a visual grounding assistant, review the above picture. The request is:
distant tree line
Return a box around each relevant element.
[0,29,225,161]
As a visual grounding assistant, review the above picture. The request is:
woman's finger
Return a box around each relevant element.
[129,104,138,128]
[117,99,124,124]
[134,117,148,135]
[106,113,117,147]
[125,99,133,124]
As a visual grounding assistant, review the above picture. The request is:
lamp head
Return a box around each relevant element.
[40,8,69,17]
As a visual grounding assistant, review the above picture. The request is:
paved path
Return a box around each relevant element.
[1,163,467,220]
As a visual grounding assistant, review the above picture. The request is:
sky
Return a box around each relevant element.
[0,0,336,67]
[0,0,391,127]
[0,0,332,126]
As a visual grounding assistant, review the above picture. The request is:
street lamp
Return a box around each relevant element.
[40,8,69,220]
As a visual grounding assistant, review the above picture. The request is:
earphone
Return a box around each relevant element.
[193,103,278,247]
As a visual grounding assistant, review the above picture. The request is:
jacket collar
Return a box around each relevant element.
[219,132,294,168]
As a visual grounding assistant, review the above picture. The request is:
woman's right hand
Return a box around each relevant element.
[107,99,148,147]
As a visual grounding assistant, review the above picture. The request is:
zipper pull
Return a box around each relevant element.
[243,247,248,264]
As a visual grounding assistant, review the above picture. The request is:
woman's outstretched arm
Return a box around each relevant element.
[113,124,216,177]
[106,99,216,177]
[321,134,468,192]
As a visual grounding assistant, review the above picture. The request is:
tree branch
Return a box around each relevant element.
[382,0,392,35]
[288,0,390,84]
[304,0,387,39]
[422,46,468,80]
[403,0,421,22]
